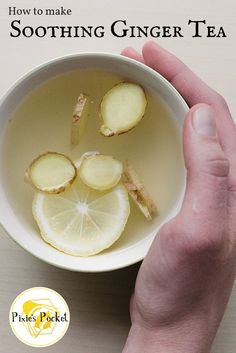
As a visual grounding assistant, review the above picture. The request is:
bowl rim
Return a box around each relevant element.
[0,52,188,272]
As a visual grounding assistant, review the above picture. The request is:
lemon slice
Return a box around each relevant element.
[32,178,130,256]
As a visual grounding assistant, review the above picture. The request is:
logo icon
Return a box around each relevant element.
[9,287,70,347]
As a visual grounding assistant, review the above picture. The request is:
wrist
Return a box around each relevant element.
[122,319,213,353]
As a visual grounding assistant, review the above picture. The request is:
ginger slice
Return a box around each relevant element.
[25,152,77,194]
[122,161,157,221]
[75,151,100,169]
[71,93,90,145]
[79,154,123,191]
[100,82,147,136]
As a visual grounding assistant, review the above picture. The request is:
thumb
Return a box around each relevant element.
[181,103,229,223]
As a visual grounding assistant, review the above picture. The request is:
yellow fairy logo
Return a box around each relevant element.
[9,287,70,347]
[21,299,60,337]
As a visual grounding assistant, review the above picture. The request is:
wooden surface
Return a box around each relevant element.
[1,0,236,352]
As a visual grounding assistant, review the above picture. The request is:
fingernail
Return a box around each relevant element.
[192,105,217,137]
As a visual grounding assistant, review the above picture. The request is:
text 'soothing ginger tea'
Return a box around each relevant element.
[2,69,184,253]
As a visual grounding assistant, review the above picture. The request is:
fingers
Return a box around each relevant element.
[142,41,218,107]
[147,40,236,198]
[122,42,236,194]
[122,42,236,204]
[142,42,236,156]
[179,104,229,248]
[142,41,188,83]
[123,42,219,107]
[121,47,145,63]
[183,104,229,179]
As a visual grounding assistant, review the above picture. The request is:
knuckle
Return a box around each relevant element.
[169,218,226,259]
[185,232,223,257]
[228,182,236,194]
[202,155,230,178]
[213,92,229,110]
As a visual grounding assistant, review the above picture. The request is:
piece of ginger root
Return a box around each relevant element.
[123,160,157,221]
[71,93,90,145]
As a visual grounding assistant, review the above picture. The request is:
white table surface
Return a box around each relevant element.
[0,0,236,352]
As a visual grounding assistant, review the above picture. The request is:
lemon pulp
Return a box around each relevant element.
[33,178,130,256]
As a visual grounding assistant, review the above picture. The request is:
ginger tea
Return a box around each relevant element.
[1,69,184,253]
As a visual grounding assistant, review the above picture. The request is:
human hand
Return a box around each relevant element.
[121,42,236,353]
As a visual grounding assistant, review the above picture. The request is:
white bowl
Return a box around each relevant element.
[0,53,188,272]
